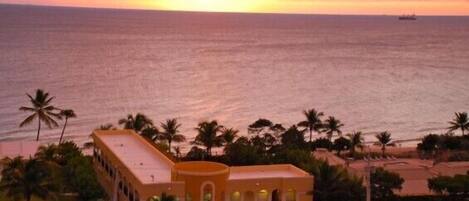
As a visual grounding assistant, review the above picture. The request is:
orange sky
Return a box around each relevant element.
[1,0,469,15]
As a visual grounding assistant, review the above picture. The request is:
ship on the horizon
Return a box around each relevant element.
[399,14,417,20]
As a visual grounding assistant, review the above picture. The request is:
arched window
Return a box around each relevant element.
[124,183,129,196]
[201,182,215,201]
[129,184,134,200]
[257,190,268,201]
[230,191,241,201]
[286,189,296,201]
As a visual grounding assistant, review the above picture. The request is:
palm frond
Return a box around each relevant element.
[19,106,35,112]
[19,113,37,127]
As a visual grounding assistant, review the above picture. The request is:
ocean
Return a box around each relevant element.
[1,4,468,148]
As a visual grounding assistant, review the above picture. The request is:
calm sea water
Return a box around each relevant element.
[1,5,469,147]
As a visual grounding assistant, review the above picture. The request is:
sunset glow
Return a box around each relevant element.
[1,0,469,15]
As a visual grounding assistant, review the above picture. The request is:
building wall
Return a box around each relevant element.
[92,131,314,201]
[172,161,230,201]
[227,178,313,201]
[92,134,185,201]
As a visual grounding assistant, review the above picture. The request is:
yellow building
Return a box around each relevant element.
[92,130,313,201]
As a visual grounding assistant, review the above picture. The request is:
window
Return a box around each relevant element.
[272,189,280,201]
[230,192,241,201]
[257,190,268,201]
[202,183,214,201]
[148,195,160,201]
[286,189,296,201]
[124,185,128,196]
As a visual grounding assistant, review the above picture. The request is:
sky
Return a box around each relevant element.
[1,0,469,15]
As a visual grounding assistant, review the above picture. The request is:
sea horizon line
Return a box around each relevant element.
[2,3,469,17]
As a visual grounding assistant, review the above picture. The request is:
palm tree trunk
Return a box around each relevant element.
[462,128,465,136]
[309,128,313,142]
[382,145,385,157]
[59,117,68,144]
[168,140,172,153]
[36,119,41,141]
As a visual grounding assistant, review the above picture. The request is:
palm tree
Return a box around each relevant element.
[160,119,185,153]
[298,109,324,142]
[35,144,59,162]
[376,131,392,157]
[118,113,153,133]
[309,161,365,201]
[58,109,76,144]
[347,131,364,157]
[96,123,116,130]
[221,127,239,144]
[19,89,61,141]
[322,116,344,141]
[0,157,56,201]
[141,126,160,142]
[448,112,469,136]
[193,120,224,157]
[173,146,182,159]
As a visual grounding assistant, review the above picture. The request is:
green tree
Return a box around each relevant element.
[322,116,344,142]
[348,132,364,157]
[173,146,182,159]
[417,134,440,158]
[310,161,365,201]
[19,89,61,141]
[248,118,285,139]
[312,138,333,150]
[281,125,306,149]
[273,149,314,170]
[428,172,469,197]
[185,146,207,161]
[141,126,160,142]
[448,112,469,136]
[371,167,404,201]
[298,109,324,142]
[118,113,153,133]
[0,157,56,201]
[35,144,59,163]
[63,155,106,201]
[224,138,262,166]
[220,127,239,145]
[375,131,392,157]
[193,120,224,157]
[160,118,185,153]
[333,137,351,156]
[59,109,76,144]
[96,123,115,130]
